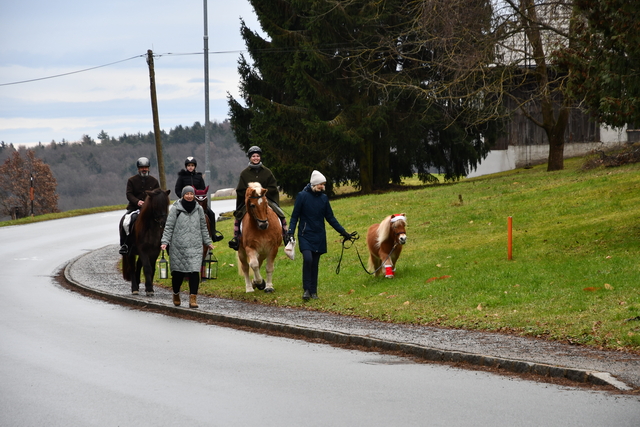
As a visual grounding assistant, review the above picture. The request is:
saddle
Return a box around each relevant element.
[122,210,139,235]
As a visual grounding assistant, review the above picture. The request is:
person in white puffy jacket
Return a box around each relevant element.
[161,186,213,308]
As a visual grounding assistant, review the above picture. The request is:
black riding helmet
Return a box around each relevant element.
[184,156,197,167]
[247,146,262,157]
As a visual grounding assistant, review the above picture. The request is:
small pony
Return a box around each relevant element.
[121,188,171,294]
[366,213,407,278]
[237,182,282,293]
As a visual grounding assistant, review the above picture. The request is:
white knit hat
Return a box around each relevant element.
[310,170,326,186]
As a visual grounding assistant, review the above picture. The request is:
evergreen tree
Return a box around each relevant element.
[565,0,640,128]
[229,0,495,196]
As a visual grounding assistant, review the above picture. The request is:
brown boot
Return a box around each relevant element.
[173,293,181,306]
[189,294,198,308]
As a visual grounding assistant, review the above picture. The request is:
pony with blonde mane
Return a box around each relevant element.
[237,182,282,292]
[366,213,407,278]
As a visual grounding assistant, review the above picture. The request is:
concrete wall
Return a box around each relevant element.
[467,127,627,178]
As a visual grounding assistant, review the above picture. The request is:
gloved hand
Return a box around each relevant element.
[341,230,352,242]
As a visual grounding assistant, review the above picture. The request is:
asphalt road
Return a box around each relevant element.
[1,208,639,426]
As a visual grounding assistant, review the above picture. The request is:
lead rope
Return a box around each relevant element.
[335,232,398,275]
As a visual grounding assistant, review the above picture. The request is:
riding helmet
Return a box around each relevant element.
[136,157,151,168]
[184,156,197,167]
[247,146,262,157]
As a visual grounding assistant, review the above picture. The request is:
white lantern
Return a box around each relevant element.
[158,250,168,279]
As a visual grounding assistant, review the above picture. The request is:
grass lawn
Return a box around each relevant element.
[195,156,640,352]
[5,154,640,352]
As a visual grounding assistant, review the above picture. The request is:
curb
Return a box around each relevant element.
[63,250,632,391]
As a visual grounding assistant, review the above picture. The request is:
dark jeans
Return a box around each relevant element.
[171,271,200,295]
[301,250,322,294]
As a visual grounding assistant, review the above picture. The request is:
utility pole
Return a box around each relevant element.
[146,49,167,190]
[203,0,210,187]
[30,173,34,217]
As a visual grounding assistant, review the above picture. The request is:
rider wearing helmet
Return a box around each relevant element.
[174,156,221,242]
[120,157,161,254]
[228,146,289,250]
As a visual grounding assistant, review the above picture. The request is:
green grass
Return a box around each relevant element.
[6,157,640,351]
[193,157,640,352]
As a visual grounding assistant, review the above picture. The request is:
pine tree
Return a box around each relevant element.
[229,0,495,196]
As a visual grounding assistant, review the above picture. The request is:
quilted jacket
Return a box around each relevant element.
[161,200,212,272]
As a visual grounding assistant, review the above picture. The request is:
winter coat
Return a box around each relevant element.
[126,174,160,212]
[161,199,212,272]
[174,169,206,196]
[235,164,279,212]
[288,184,348,254]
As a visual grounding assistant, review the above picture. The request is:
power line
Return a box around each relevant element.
[0,44,359,87]
[0,55,144,87]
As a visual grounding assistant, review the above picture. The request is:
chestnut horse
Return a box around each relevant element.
[122,188,171,294]
[366,213,407,278]
[237,182,282,293]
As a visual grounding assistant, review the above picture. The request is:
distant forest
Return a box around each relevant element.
[0,121,247,211]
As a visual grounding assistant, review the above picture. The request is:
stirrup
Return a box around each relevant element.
[213,230,224,242]
[228,238,239,251]
[119,244,128,255]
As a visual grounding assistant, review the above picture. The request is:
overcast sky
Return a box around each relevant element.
[0,0,261,147]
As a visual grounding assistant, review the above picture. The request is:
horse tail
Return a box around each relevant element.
[122,254,133,281]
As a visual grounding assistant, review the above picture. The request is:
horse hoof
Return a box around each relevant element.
[255,280,266,290]
[385,275,394,279]
[132,290,139,295]
[146,291,154,296]
[264,288,274,293]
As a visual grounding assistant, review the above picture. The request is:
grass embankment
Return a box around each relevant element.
[193,157,640,352]
[4,156,639,351]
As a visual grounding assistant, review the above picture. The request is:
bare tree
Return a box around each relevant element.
[0,150,59,218]
[332,0,578,171]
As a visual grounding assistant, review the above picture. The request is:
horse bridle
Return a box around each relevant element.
[248,194,269,226]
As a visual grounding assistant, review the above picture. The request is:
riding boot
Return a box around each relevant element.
[173,293,181,306]
[189,294,198,308]
[207,208,223,242]
[280,217,289,245]
[119,234,130,255]
[228,219,240,250]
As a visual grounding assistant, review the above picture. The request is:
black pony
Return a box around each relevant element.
[122,188,170,295]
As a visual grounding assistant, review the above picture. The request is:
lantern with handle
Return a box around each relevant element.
[158,250,169,279]
[201,249,218,280]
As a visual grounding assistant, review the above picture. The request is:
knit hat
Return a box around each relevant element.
[182,185,195,197]
[310,170,326,186]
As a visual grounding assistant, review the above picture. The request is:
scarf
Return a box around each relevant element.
[182,199,196,213]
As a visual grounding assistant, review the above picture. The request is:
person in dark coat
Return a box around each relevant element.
[228,146,289,250]
[174,156,221,242]
[119,157,160,254]
[160,186,213,309]
[287,170,352,301]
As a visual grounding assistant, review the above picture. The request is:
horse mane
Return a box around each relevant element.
[376,214,407,247]
[137,188,168,223]
[248,182,263,191]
